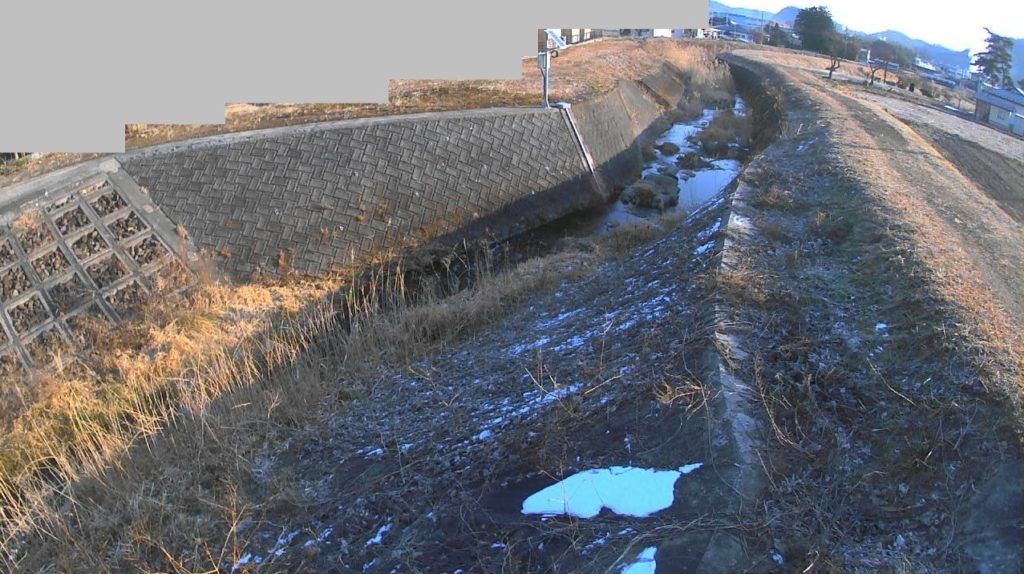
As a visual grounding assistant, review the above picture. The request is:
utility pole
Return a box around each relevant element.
[538,29,567,109]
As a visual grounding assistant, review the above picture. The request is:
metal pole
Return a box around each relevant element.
[539,50,551,108]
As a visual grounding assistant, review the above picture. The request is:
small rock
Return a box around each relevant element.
[655,142,680,155]
[677,152,712,170]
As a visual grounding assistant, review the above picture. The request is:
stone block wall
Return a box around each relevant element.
[120,108,595,278]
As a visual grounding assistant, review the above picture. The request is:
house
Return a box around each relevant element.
[679,28,721,39]
[559,29,593,45]
[719,29,752,43]
[974,85,1024,137]
[537,29,594,51]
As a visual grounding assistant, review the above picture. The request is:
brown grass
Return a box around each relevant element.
[120,38,742,152]
[0,37,745,570]
[691,109,753,156]
[0,235,608,570]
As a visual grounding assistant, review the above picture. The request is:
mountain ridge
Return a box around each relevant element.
[710,0,1023,79]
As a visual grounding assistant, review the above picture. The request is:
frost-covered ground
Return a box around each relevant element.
[221,190,747,572]
[214,105,759,573]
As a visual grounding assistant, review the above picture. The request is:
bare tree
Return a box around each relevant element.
[867,59,894,86]
[827,54,841,80]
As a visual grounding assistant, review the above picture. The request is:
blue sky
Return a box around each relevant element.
[717,0,1024,54]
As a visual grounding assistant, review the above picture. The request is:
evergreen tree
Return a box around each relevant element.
[973,28,1015,88]
[794,7,837,55]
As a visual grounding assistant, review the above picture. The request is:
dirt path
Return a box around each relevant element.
[721,50,1024,572]
[854,91,1024,225]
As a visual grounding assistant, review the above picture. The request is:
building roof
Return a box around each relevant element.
[977,86,1024,110]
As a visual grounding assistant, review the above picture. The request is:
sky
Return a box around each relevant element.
[717,0,1024,55]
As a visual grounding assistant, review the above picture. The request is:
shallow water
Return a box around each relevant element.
[594,96,747,232]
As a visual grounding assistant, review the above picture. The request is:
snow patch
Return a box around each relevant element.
[269,530,300,557]
[534,308,585,330]
[506,337,551,356]
[621,547,658,574]
[693,241,716,256]
[521,464,702,518]
[366,522,392,546]
[231,553,256,573]
[303,527,333,548]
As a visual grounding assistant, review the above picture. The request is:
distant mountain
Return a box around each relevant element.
[1013,41,1024,85]
[864,30,970,72]
[709,1,774,22]
[772,7,800,26]
[710,1,1024,82]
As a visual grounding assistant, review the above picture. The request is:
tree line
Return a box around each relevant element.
[789,6,1020,90]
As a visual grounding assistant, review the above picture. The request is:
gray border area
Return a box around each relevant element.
[0,1,708,152]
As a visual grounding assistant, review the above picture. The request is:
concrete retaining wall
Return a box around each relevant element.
[110,62,696,280]
[120,108,597,278]
[572,63,689,190]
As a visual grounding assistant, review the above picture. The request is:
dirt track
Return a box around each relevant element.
[721,49,1024,572]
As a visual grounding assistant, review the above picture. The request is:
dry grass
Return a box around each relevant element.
[9,209,44,233]
[0,37,746,570]
[0,235,607,570]
[724,51,1024,570]
[691,109,752,156]
[120,38,743,151]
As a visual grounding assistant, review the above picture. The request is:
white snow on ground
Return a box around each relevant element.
[796,137,818,152]
[303,527,333,548]
[269,530,300,557]
[472,382,585,441]
[231,553,256,573]
[696,218,722,243]
[365,522,392,546]
[506,337,551,356]
[534,308,586,330]
[621,547,658,574]
[693,241,716,256]
[552,334,589,353]
[521,464,703,518]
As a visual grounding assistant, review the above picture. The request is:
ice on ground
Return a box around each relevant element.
[521,464,703,518]
[269,530,300,557]
[552,334,589,353]
[366,522,392,546]
[303,527,333,548]
[506,337,551,356]
[472,382,584,441]
[696,218,722,242]
[583,535,609,555]
[231,553,258,573]
[535,308,586,330]
[694,241,716,256]
[621,547,658,574]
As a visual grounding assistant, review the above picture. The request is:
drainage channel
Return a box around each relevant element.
[337,95,750,325]
[506,94,748,245]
